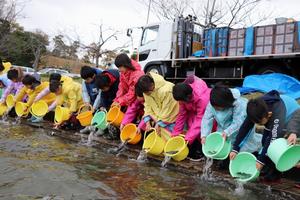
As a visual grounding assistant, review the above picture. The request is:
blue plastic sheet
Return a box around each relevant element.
[244,27,254,56]
[237,73,300,99]
[192,50,205,57]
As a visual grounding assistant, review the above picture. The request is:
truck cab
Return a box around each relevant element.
[138,21,174,73]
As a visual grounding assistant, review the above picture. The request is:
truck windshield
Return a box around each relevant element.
[141,26,159,46]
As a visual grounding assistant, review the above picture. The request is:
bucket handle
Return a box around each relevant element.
[77,104,93,115]
[178,134,189,145]
[143,128,156,141]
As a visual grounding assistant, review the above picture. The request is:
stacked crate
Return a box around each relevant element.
[216,27,230,56]
[228,29,246,56]
[203,27,230,57]
[254,25,275,55]
[274,22,296,54]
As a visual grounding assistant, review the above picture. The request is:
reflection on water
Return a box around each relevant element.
[0,123,292,200]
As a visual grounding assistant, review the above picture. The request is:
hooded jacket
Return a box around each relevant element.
[99,69,120,109]
[232,90,300,165]
[82,68,102,108]
[121,98,144,126]
[15,81,56,107]
[172,76,211,143]
[49,81,83,113]
[143,72,179,124]
[201,89,248,143]
[114,60,144,107]
[34,75,73,103]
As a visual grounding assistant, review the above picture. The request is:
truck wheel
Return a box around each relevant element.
[257,66,284,75]
[145,65,162,75]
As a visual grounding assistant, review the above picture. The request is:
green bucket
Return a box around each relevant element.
[0,88,2,97]
[229,152,260,182]
[267,138,300,172]
[202,132,231,160]
[91,110,108,130]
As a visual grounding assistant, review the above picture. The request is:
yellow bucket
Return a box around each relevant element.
[142,128,166,156]
[107,105,124,127]
[120,123,142,145]
[164,135,189,161]
[55,106,71,123]
[30,100,48,117]
[0,104,7,116]
[6,94,15,108]
[15,102,29,117]
[76,104,93,126]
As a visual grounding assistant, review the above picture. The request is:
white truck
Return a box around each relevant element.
[127,16,300,82]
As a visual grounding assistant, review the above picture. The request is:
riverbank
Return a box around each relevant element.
[18,119,300,199]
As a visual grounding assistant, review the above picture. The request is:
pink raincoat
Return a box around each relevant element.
[114,60,144,107]
[121,99,144,128]
[172,76,211,144]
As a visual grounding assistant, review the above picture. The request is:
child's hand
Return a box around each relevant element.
[120,124,124,131]
[155,123,161,136]
[201,137,206,144]
[145,122,151,132]
[256,162,263,171]
[296,163,300,168]
[222,132,227,140]
[287,133,297,145]
[111,102,120,107]
[229,152,237,160]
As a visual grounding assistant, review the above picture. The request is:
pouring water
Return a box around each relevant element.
[201,158,213,181]
[234,181,245,196]
[137,149,148,162]
[161,155,172,167]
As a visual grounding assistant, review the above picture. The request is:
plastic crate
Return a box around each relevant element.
[254,25,275,55]
[228,28,246,56]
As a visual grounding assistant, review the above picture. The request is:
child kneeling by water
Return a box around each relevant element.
[201,85,262,169]
[15,75,56,122]
[136,73,179,140]
[49,80,84,130]
[230,90,300,182]
[171,76,211,161]
[120,84,145,133]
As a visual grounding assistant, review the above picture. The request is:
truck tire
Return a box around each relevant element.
[257,66,284,75]
[145,65,163,75]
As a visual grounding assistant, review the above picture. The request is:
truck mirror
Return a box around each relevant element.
[127,28,133,37]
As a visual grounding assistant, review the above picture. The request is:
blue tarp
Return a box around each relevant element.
[244,27,254,56]
[192,50,205,57]
[237,73,300,99]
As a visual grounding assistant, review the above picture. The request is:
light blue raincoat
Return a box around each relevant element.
[201,89,262,153]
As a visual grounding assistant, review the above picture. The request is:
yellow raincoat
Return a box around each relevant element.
[15,82,56,107]
[0,62,12,74]
[143,72,179,123]
[56,81,83,113]
[60,75,73,84]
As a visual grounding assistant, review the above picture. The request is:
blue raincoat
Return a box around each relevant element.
[201,89,262,153]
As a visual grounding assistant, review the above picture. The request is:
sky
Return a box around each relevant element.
[17,0,300,51]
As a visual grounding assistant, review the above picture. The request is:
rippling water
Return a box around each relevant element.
[0,123,290,200]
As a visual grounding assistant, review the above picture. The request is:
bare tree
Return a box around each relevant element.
[138,0,191,21]
[138,0,272,28]
[73,24,129,67]
[0,0,26,38]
